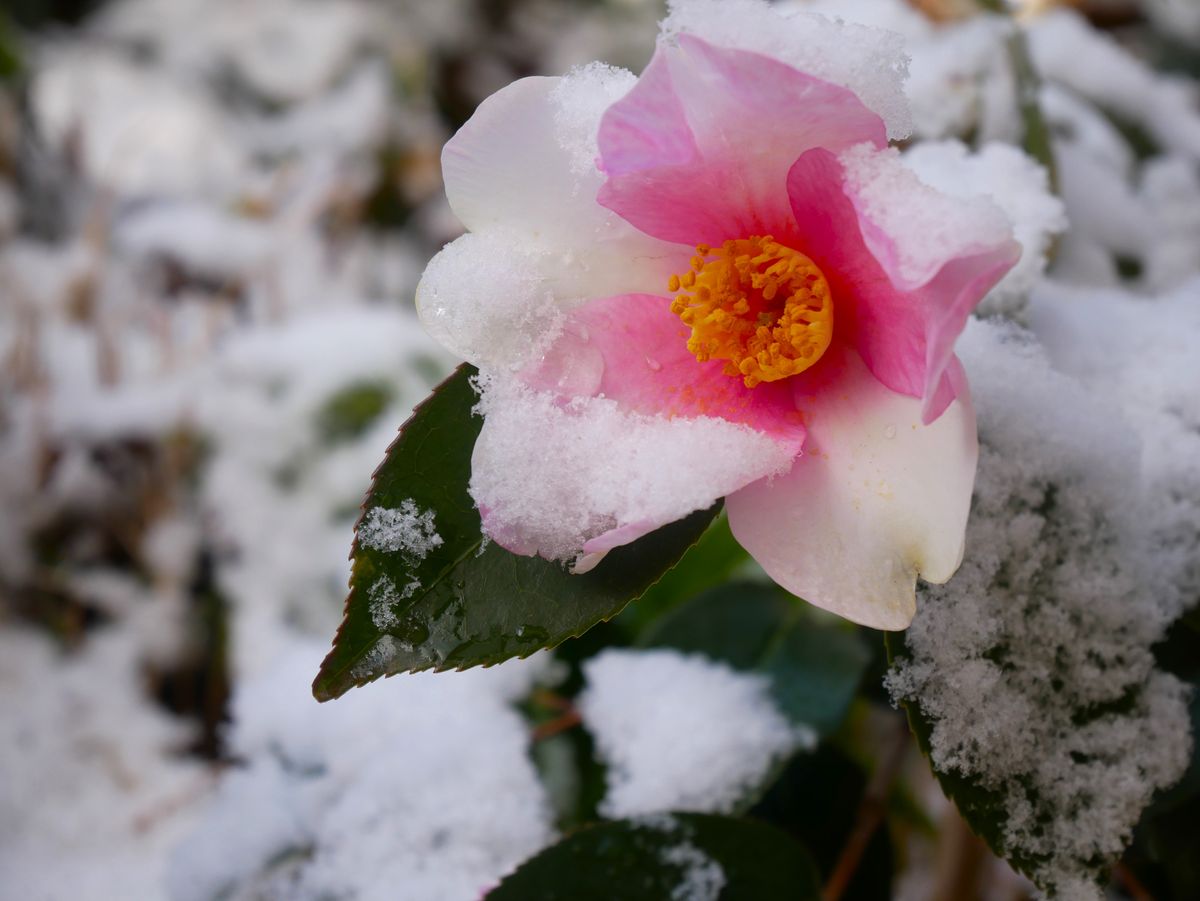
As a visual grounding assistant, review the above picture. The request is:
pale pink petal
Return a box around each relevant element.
[443,76,601,240]
[597,35,886,246]
[726,346,978,630]
[785,148,1019,422]
[524,293,807,450]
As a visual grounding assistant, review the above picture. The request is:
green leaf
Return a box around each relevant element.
[313,365,720,701]
[639,582,871,736]
[760,623,872,737]
[486,813,822,901]
[315,380,394,444]
[618,513,750,635]
[1123,611,1200,897]
[638,582,792,669]
[0,14,20,82]
[884,631,1049,879]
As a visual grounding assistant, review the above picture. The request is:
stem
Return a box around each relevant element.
[1112,861,1154,901]
[532,708,582,742]
[975,0,1060,195]
[1004,25,1059,195]
[823,718,912,901]
[932,812,989,901]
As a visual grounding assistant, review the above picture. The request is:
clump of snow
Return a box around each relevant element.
[904,141,1066,318]
[661,0,913,140]
[664,840,727,901]
[840,143,1014,291]
[470,376,794,563]
[886,320,1193,898]
[551,62,637,177]
[417,232,567,371]
[579,649,811,817]
[169,644,555,901]
[358,500,443,561]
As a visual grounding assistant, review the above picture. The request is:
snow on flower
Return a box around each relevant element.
[417,0,1023,629]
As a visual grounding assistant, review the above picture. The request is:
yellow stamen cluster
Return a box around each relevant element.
[668,236,834,388]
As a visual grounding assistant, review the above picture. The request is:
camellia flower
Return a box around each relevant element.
[417,0,1021,630]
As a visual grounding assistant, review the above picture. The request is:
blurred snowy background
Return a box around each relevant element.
[1,0,1199,899]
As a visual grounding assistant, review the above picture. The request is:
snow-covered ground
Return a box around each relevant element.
[2,1,1198,899]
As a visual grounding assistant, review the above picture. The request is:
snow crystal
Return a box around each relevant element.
[886,319,1193,898]
[840,143,1014,291]
[358,500,443,560]
[470,375,795,564]
[169,644,555,901]
[579,649,810,817]
[664,840,727,901]
[661,0,913,140]
[903,141,1065,318]
[368,578,401,630]
[552,62,637,177]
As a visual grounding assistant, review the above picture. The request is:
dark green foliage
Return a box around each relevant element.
[1124,607,1200,899]
[315,380,394,444]
[487,814,822,901]
[751,744,894,901]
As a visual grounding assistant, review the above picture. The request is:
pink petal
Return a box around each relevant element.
[726,346,978,630]
[524,292,807,450]
[785,148,1020,422]
[597,35,886,247]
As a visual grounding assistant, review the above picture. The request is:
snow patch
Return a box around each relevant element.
[580,649,810,817]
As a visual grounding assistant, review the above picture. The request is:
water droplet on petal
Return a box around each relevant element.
[644,356,662,372]
[883,424,897,439]
[537,331,604,397]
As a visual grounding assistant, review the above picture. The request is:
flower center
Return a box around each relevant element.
[668,236,834,388]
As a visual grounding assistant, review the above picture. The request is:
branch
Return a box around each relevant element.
[823,717,912,901]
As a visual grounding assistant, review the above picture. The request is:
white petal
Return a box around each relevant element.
[727,348,977,630]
